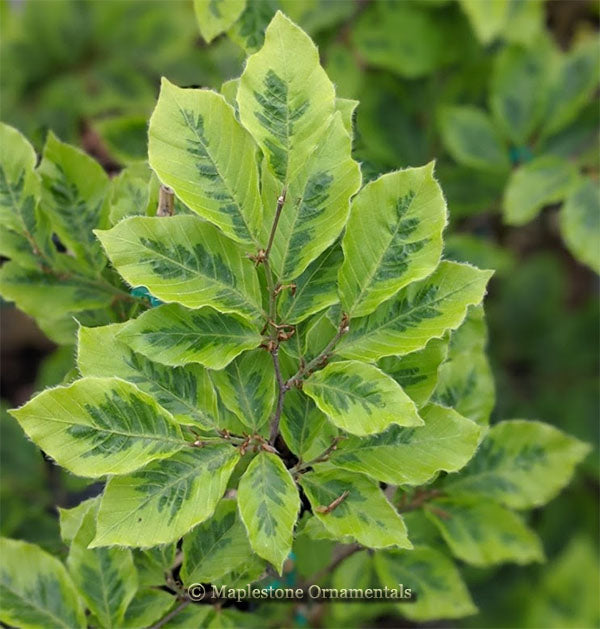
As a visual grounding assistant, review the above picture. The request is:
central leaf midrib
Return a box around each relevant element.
[348,175,427,314]
[96,449,233,541]
[347,276,483,341]
[175,100,255,243]
[25,413,183,445]
[128,235,258,315]
[311,380,380,407]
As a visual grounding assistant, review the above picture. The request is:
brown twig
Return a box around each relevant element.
[156,184,175,216]
[291,436,344,475]
[286,313,350,389]
[315,490,350,514]
[265,187,287,260]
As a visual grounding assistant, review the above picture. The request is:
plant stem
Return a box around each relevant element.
[151,600,191,629]
[286,313,350,388]
[269,346,287,445]
[290,436,343,475]
[265,187,287,261]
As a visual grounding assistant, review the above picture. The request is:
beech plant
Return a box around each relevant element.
[0,13,591,629]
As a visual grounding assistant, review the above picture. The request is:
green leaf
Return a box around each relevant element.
[264,111,361,281]
[38,131,109,270]
[92,445,239,547]
[10,377,184,478]
[0,124,49,264]
[337,261,493,362]
[280,389,329,459]
[490,45,548,144]
[96,215,262,319]
[374,546,477,620]
[58,497,98,544]
[117,303,262,369]
[444,420,591,509]
[339,163,447,318]
[133,545,176,588]
[122,589,174,629]
[440,106,510,172]
[78,323,226,431]
[424,496,544,567]
[67,507,138,628]
[148,80,262,246]
[237,11,336,184]
[525,537,600,629]
[227,0,278,53]
[194,0,246,43]
[0,261,114,323]
[303,360,423,436]
[299,467,411,549]
[160,604,211,628]
[211,350,276,432]
[559,178,600,274]
[330,403,481,485]
[377,337,449,408]
[95,115,148,165]
[433,348,495,425]
[335,97,358,135]
[458,0,508,44]
[0,538,87,629]
[432,307,495,424]
[277,245,342,324]
[181,499,252,585]
[543,37,600,138]
[504,155,578,226]
[352,2,443,78]
[108,162,154,225]
[237,451,300,573]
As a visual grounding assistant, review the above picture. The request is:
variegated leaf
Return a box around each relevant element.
[378,337,449,408]
[181,499,252,585]
[237,452,300,573]
[0,538,87,629]
[237,11,336,184]
[38,131,109,270]
[117,303,262,369]
[339,163,447,318]
[260,112,361,281]
[444,420,591,509]
[77,323,224,431]
[96,216,262,319]
[303,360,423,436]
[277,245,342,324]
[211,349,276,432]
[10,377,184,478]
[122,589,174,629]
[330,403,481,485]
[299,467,411,549]
[424,496,544,567]
[336,261,493,361]
[148,80,262,246]
[194,0,246,43]
[92,445,239,547]
[374,546,476,620]
[0,124,51,269]
[67,506,138,629]
[280,389,330,460]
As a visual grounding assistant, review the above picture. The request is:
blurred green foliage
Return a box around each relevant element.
[1,0,598,627]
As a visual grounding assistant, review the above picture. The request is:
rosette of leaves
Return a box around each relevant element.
[2,13,591,629]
